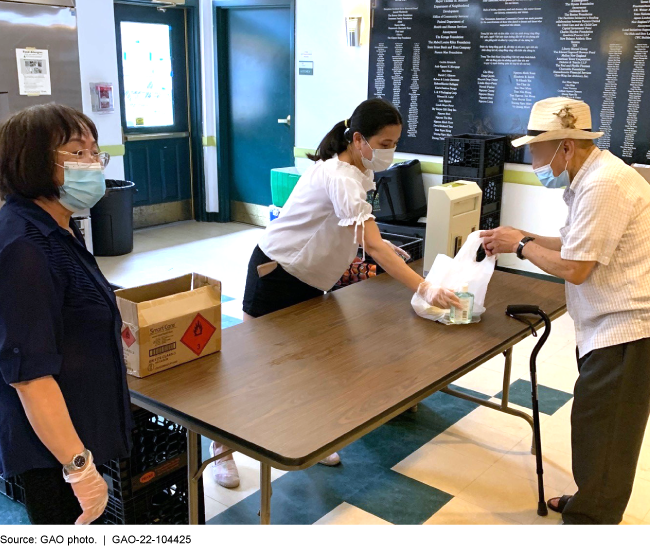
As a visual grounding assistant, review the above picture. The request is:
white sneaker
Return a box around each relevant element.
[210,442,240,489]
[318,452,341,466]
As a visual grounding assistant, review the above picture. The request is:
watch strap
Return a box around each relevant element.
[63,448,91,476]
[517,237,535,260]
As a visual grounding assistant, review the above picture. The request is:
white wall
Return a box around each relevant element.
[294,0,568,275]
[199,0,219,213]
[76,0,125,181]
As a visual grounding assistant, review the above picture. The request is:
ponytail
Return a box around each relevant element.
[308,99,403,163]
[307,120,349,162]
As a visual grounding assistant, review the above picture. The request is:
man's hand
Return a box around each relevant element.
[480,227,526,257]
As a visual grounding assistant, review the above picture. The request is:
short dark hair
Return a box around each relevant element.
[308,99,403,162]
[0,103,99,200]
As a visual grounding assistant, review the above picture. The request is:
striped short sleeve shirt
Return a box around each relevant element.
[561,148,650,358]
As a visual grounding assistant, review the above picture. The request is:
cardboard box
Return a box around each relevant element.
[116,274,222,378]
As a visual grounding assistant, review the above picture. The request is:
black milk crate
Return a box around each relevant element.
[102,469,188,525]
[0,474,25,505]
[358,232,424,274]
[375,221,426,241]
[334,232,423,290]
[442,174,503,206]
[100,407,187,501]
[444,134,506,179]
[378,232,424,264]
[480,208,502,231]
[507,136,526,164]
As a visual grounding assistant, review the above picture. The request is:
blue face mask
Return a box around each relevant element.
[58,163,106,213]
[534,141,570,189]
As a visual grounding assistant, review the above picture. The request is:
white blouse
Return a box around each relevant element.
[259,156,375,291]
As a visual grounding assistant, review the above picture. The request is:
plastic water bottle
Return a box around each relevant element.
[450,283,474,325]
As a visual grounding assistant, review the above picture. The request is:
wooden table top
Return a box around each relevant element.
[128,261,566,470]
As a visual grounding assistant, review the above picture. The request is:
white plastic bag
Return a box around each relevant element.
[411,231,496,324]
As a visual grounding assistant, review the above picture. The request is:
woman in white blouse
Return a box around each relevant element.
[210,99,460,488]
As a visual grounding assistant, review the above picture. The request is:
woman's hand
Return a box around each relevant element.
[382,239,411,261]
[417,281,462,309]
[66,461,109,525]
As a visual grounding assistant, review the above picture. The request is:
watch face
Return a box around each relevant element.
[73,455,86,469]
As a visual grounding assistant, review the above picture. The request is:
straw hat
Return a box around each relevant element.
[511,97,604,148]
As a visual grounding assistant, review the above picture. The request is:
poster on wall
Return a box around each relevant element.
[368,0,650,165]
[16,48,52,96]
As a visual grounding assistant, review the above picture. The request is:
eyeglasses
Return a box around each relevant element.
[56,149,111,168]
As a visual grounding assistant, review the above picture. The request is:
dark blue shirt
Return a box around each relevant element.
[0,196,132,478]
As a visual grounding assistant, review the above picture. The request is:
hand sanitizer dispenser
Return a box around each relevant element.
[424,181,483,276]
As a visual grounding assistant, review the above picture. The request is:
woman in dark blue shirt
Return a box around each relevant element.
[0,104,132,524]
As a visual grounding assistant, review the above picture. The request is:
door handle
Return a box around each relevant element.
[124,131,190,142]
[278,115,291,127]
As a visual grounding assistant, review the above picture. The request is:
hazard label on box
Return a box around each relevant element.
[122,326,137,348]
[181,314,216,356]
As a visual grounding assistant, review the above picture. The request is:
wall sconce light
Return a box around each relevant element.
[346,16,362,47]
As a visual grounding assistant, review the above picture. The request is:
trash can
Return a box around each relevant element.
[91,179,136,256]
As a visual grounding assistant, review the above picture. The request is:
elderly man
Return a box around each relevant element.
[482,97,650,525]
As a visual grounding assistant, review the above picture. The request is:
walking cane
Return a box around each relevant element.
[506,304,551,517]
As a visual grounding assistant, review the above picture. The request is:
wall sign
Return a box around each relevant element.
[16,48,51,96]
[369,0,650,165]
[299,61,314,76]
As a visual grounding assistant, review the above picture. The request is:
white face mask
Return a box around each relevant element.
[360,136,395,172]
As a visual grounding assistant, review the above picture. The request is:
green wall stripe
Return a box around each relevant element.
[100,144,125,157]
[203,135,217,147]
[294,147,541,186]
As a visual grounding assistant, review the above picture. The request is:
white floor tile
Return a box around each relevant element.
[625,478,650,522]
[493,437,574,493]
[478,354,509,374]
[450,366,511,399]
[533,513,563,525]
[457,465,564,525]
[221,300,244,320]
[204,495,229,521]
[636,433,650,482]
[423,497,519,525]
[464,400,542,439]
[621,514,648,525]
[432,416,526,465]
[315,503,392,525]
[485,397,554,426]
[202,453,287,508]
[392,442,494,496]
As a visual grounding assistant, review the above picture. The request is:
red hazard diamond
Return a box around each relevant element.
[181,314,217,356]
[121,326,137,348]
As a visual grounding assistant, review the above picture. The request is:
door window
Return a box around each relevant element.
[120,21,175,128]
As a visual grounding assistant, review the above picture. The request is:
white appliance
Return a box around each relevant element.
[424,181,483,276]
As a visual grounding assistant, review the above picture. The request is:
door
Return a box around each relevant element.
[218,4,294,213]
[115,3,193,222]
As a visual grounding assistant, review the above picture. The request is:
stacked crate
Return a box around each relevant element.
[0,407,192,524]
[443,134,507,231]
[0,474,24,505]
[99,406,190,525]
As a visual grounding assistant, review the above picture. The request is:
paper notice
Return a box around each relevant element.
[16,48,52,96]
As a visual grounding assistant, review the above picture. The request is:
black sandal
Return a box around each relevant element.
[548,495,572,514]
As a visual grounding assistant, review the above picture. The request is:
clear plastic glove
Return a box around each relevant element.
[64,458,108,525]
[383,239,411,260]
[417,281,461,309]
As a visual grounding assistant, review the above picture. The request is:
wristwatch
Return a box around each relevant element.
[63,449,91,477]
[516,237,536,260]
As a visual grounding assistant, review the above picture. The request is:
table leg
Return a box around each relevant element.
[260,463,272,525]
[188,430,201,525]
[442,348,536,442]
[501,348,513,407]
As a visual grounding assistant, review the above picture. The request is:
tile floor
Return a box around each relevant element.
[2,221,649,526]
